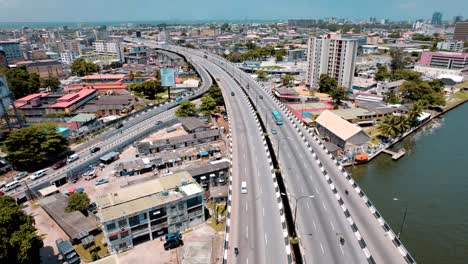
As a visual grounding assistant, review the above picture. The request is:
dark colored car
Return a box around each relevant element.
[165,231,182,241]
[231,92,235,96]
[115,123,124,129]
[164,239,183,251]
[155,120,163,125]
[53,160,67,170]
[90,147,101,153]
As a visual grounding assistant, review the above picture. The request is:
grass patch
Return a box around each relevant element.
[455,80,468,89]
[207,203,227,232]
[261,65,284,70]
[450,91,468,100]
[74,233,108,261]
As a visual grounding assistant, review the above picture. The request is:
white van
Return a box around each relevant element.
[3,180,20,192]
[67,154,80,163]
[30,169,47,180]
[241,181,247,194]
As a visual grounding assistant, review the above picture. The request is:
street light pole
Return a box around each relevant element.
[281,193,314,238]
[393,198,409,239]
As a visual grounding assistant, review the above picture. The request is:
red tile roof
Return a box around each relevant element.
[14,93,49,108]
[49,89,96,108]
[65,83,127,92]
[81,74,125,80]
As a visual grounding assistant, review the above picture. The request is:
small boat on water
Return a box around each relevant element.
[354,153,369,163]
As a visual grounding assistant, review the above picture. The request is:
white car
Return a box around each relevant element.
[30,169,47,180]
[241,181,247,194]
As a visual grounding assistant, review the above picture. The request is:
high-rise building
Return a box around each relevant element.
[453,21,468,41]
[306,34,358,89]
[431,12,443,25]
[0,41,22,64]
[453,16,464,24]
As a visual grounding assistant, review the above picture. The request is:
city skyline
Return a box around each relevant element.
[0,0,466,23]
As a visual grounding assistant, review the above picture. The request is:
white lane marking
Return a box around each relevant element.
[264,233,268,245]
[259,185,262,195]
[307,200,310,209]
[263,207,265,217]
[320,243,325,254]
[300,185,305,194]
[314,186,320,194]
[330,221,335,231]
[313,220,317,231]
[340,245,344,255]
[246,203,248,212]
[322,202,327,211]
[246,226,249,239]
[246,258,249,264]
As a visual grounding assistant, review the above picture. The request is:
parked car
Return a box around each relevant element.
[115,123,124,129]
[165,231,182,241]
[53,160,67,170]
[164,238,184,251]
[231,91,235,96]
[95,179,109,186]
[67,154,80,163]
[14,172,28,181]
[90,147,101,153]
[271,128,277,135]
[87,202,97,211]
[155,120,163,125]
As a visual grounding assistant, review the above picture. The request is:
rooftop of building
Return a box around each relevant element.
[49,89,96,108]
[95,171,203,222]
[39,193,98,240]
[329,108,371,120]
[81,74,125,80]
[68,113,97,123]
[179,117,211,132]
[315,110,364,141]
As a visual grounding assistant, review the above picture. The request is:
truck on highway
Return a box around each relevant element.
[272,110,283,125]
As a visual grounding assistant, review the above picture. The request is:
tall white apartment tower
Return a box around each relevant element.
[306,33,358,89]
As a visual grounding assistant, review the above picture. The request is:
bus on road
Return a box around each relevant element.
[272,110,283,125]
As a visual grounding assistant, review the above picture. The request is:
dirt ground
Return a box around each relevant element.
[140,124,188,142]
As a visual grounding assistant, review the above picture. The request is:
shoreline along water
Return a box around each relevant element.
[350,102,468,264]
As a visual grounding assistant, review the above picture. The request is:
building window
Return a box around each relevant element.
[118,220,127,228]
[106,223,116,232]
[121,231,129,239]
[109,235,118,242]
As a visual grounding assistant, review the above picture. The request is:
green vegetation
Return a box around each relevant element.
[207,85,224,105]
[199,96,217,115]
[66,192,91,212]
[450,91,468,100]
[261,65,283,70]
[71,58,99,76]
[0,196,43,264]
[318,74,337,93]
[377,115,410,138]
[2,124,69,171]
[74,233,108,261]
[40,77,61,90]
[281,74,294,86]
[399,79,445,106]
[128,80,163,100]
[255,70,268,79]
[375,66,421,82]
[224,45,287,62]
[207,203,227,232]
[0,66,40,99]
[175,101,196,117]
[384,91,401,104]
[329,85,349,105]
[389,48,406,72]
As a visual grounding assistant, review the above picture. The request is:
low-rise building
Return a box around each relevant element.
[315,110,370,153]
[180,117,211,133]
[15,59,64,78]
[137,129,221,155]
[96,172,205,253]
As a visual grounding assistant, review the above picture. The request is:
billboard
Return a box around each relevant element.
[160,68,175,87]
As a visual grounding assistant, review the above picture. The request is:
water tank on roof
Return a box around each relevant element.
[181,178,187,186]
[30,97,42,107]
[162,189,169,196]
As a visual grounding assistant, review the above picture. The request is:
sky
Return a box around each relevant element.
[0,0,466,22]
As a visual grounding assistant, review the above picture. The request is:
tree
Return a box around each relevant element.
[0,66,40,98]
[128,71,135,81]
[389,48,406,72]
[40,77,60,91]
[281,74,294,86]
[66,192,91,212]
[207,85,224,105]
[134,71,142,77]
[377,115,410,138]
[318,74,337,93]
[275,54,284,62]
[154,69,161,80]
[407,100,426,126]
[175,101,196,117]
[71,58,99,76]
[199,96,217,115]
[399,80,445,106]
[329,86,349,105]
[129,80,163,100]
[374,66,391,81]
[2,124,69,171]
[0,196,43,264]
[255,70,268,79]
[392,69,420,81]
[246,41,257,50]
[384,91,400,104]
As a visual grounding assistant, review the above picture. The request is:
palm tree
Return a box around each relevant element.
[407,100,426,126]
[377,115,410,138]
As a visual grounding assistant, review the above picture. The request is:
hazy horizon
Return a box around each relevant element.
[0,0,466,23]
